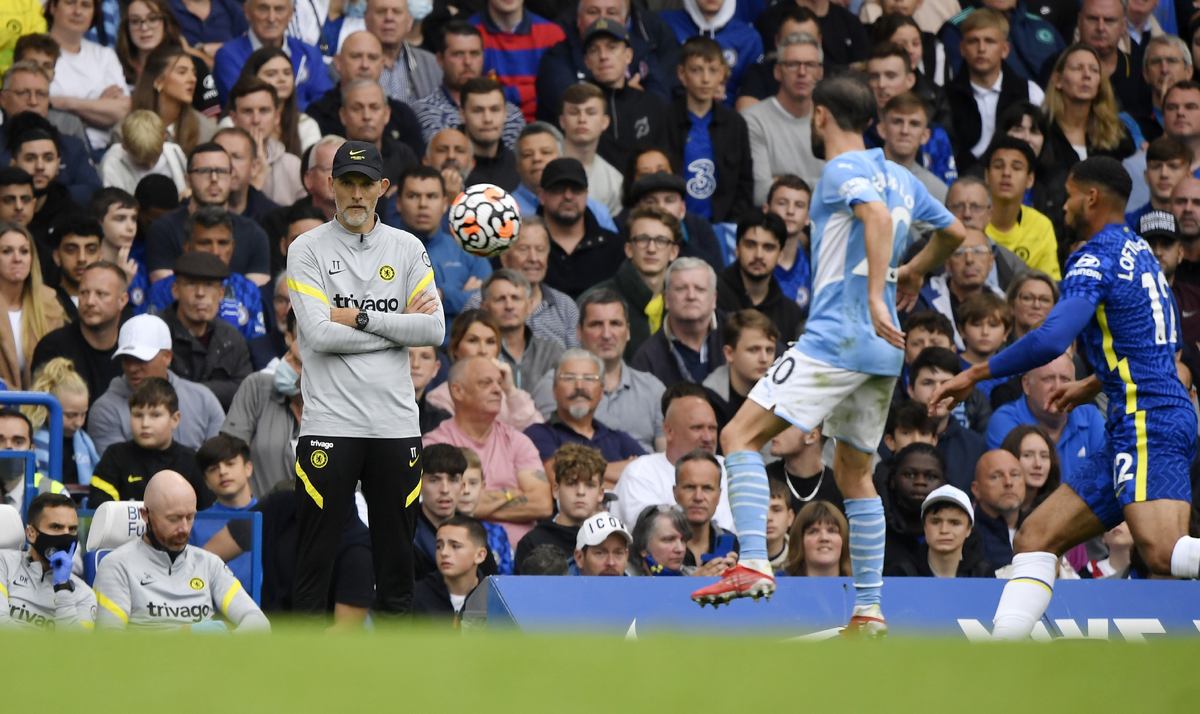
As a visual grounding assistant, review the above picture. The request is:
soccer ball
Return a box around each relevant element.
[448,184,521,258]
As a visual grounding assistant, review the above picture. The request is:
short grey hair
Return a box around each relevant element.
[665,256,717,293]
[673,448,721,486]
[481,267,532,298]
[631,504,692,560]
[341,77,384,104]
[778,31,823,64]
[556,348,604,378]
[448,355,494,386]
[517,121,565,155]
[2,61,50,90]
[307,135,346,172]
[947,175,992,208]
[1143,35,1193,72]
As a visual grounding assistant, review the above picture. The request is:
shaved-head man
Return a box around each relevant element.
[424,127,475,198]
[1171,177,1200,287]
[92,471,271,632]
[970,450,1026,570]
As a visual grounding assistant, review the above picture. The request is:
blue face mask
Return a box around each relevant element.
[644,553,682,576]
[274,359,301,397]
[408,0,433,22]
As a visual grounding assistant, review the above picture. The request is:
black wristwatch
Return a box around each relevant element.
[355,309,369,330]
[54,580,75,593]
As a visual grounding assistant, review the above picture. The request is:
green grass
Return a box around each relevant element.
[12,625,1200,712]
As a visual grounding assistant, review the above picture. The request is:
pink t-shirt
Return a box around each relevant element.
[423,417,544,547]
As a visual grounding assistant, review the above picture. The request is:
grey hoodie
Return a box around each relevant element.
[89,372,225,456]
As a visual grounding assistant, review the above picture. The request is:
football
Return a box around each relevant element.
[448,184,521,258]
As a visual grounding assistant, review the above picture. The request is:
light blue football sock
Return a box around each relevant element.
[724,450,770,562]
[844,497,886,607]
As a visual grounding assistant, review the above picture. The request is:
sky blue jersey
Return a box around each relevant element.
[797,148,956,376]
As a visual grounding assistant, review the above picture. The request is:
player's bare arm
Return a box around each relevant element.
[855,200,906,349]
[896,221,971,311]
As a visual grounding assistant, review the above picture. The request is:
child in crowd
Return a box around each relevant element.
[88,187,148,314]
[956,292,1012,398]
[897,310,954,401]
[514,443,606,574]
[885,484,995,578]
[457,447,514,575]
[765,477,795,574]
[191,434,257,588]
[23,357,100,485]
[412,515,490,624]
[875,399,939,498]
[414,444,467,581]
[99,110,188,195]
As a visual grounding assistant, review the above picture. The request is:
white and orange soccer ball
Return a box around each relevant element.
[448,184,521,258]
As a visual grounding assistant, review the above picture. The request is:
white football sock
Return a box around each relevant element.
[1170,536,1200,579]
[991,552,1058,641]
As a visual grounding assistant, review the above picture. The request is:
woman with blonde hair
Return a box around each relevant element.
[0,222,64,389]
[784,500,852,577]
[129,43,217,157]
[1042,44,1135,170]
[99,110,188,194]
[425,309,544,430]
[23,357,99,485]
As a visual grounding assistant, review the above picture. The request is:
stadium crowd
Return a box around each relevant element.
[0,0,1197,630]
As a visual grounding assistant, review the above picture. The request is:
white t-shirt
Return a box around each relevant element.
[8,309,23,375]
[449,593,466,613]
[49,39,129,151]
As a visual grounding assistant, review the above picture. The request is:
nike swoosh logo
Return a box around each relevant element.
[328,269,346,275]
[128,476,143,482]
[409,457,419,467]
[140,578,153,585]
[349,149,365,156]
[1185,310,1197,318]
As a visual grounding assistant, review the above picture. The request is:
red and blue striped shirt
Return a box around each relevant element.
[470,10,566,122]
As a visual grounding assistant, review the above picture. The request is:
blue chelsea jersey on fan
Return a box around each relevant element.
[1061,224,1193,417]
[797,148,956,377]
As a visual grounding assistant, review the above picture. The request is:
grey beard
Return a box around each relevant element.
[567,404,590,420]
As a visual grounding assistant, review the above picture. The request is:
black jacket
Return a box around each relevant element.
[412,569,483,622]
[593,259,656,361]
[913,71,954,146]
[974,505,1028,570]
[380,134,419,189]
[418,391,451,434]
[466,147,521,192]
[305,87,426,158]
[662,100,754,225]
[55,285,78,324]
[715,263,804,341]
[945,61,1030,173]
[615,208,725,273]
[514,518,578,573]
[595,83,668,176]
[31,321,123,415]
[88,440,214,509]
[630,309,727,388]
[883,541,997,578]
[161,304,253,411]
[28,181,82,287]
[1043,117,1136,176]
[766,461,844,514]
[542,208,625,299]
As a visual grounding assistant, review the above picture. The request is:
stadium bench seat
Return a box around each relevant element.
[0,504,23,550]
[85,501,146,587]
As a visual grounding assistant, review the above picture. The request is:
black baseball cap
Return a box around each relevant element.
[173,251,230,281]
[629,171,686,204]
[331,140,384,182]
[1139,210,1180,245]
[583,18,630,47]
[540,157,588,190]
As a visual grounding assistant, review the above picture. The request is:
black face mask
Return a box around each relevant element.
[144,510,184,562]
[32,530,76,561]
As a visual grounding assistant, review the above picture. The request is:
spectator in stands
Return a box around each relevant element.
[870,14,953,124]
[915,228,1005,351]
[764,174,811,313]
[956,292,1012,398]
[624,169,726,273]
[212,0,331,109]
[413,443,467,580]
[999,423,1060,513]
[611,383,732,528]
[0,221,64,389]
[427,310,544,429]
[0,491,95,630]
[339,79,419,190]
[413,515,490,618]
[1126,137,1193,229]
[211,127,277,224]
[632,257,725,387]
[1140,36,1192,141]
[99,110,189,195]
[996,102,1069,231]
[664,37,754,224]
[423,356,552,547]
[865,42,955,185]
[572,511,631,575]
[716,213,801,340]
[743,31,825,203]
[1140,211,1200,348]
[530,288,666,453]
[146,143,271,286]
[883,442,946,569]
[592,206,679,359]
[1164,81,1200,170]
[482,268,562,390]
[703,309,779,431]
[673,449,738,574]
[44,0,131,153]
[226,79,305,206]
[236,47,323,156]
[783,499,850,576]
[1005,269,1058,339]
[412,344,450,433]
[0,169,35,230]
[134,174,181,239]
[155,251,253,410]
[767,425,843,513]
[970,448,1025,569]
[628,504,691,576]
[558,83,623,217]
[936,0,1062,81]
[873,399,937,496]
[469,0,564,121]
[129,43,217,159]
[0,62,101,207]
[7,122,84,275]
[945,175,992,239]
[190,434,256,587]
[45,214,101,323]
[221,309,303,497]
[514,442,605,572]
[32,263,127,408]
[413,21,524,148]
[886,484,995,577]
[461,78,520,190]
[89,314,224,454]
[0,407,68,507]
[525,349,645,482]
[984,353,1105,481]
[755,0,869,67]
[1074,0,1149,121]
[422,129,476,205]
[271,137,344,246]
[366,0,441,105]
[663,0,761,103]
[537,158,624,299]
[304,32,425,160]
[93,470,269,632]
[86,188,147,313]
[511,123,617,231]
[762,477,793,572]
[1042,44,1136,173]
[945,9,1046,173]
[24,357,99,485]
[8,36,93,153]
[878,92,946,203]
[463,217,582,350]
[906,348,988,490]
[88,376,212,507]
[983,136,1060,279]
[117,0,221,116]
[456,445,515,575]
[900,311,954,376]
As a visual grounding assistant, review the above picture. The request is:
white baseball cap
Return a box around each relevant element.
[575,512,632,551]
[112,314,172,362]
[921,484,974,526]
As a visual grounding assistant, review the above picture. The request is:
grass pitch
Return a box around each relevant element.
[11,625,1199,712]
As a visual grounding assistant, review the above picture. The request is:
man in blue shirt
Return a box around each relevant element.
[191,435,258,590]
[694,76,967,638]
[984,353,1106,481]
[213,0,333,110]
[510,122,616,231]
